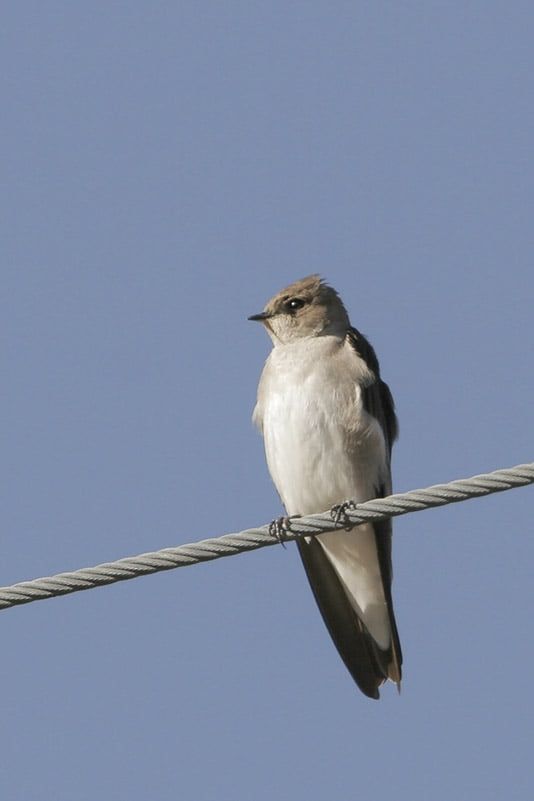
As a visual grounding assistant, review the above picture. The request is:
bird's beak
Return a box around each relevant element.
[248,312,271,322]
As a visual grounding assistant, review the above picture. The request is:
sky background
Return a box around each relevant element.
[1,3,533,799]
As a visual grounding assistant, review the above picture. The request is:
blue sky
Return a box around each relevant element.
[2,3,533,799]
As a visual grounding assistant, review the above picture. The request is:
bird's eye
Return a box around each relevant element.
[286,297,305,312]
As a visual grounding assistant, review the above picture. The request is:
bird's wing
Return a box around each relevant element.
[296,327,402,698]
[347,327,398,456]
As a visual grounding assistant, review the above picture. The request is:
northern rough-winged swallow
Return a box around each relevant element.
[249,275,402,698]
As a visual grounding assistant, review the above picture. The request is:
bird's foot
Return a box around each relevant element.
[269,516,291,547]
[330,500,357,530]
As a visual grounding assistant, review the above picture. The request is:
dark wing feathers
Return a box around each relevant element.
[296,536,385,698]
[296,327,402,698]
[347,327,398,455]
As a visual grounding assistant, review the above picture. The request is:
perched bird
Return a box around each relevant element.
[249,275,402,698]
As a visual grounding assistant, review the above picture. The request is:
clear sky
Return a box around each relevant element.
[2,3,533,799]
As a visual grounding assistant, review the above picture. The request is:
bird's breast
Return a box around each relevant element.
[259,346,385,515]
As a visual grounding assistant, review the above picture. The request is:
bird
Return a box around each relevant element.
[249,275,402,698]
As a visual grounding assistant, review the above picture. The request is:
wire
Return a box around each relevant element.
[0,462,532,612]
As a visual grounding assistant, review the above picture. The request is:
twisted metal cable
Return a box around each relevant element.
[0,462,532,612]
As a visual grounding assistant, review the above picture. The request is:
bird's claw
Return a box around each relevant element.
[330,500,357,530]
[269,516,291,546]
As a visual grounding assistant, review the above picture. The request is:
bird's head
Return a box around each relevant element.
[248,275,349,345]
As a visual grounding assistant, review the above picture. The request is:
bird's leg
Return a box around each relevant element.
[268,516,292,546]
[330,500,357,530]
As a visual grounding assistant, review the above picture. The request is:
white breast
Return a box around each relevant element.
[254,335,386,516]
[253,334,392,649]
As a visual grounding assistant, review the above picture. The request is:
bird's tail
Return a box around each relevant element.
[296,521,402,699]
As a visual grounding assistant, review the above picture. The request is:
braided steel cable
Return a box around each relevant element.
[0,462,532,612]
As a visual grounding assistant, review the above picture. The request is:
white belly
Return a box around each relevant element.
[262,371,384,516]
[257,339,391,649]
